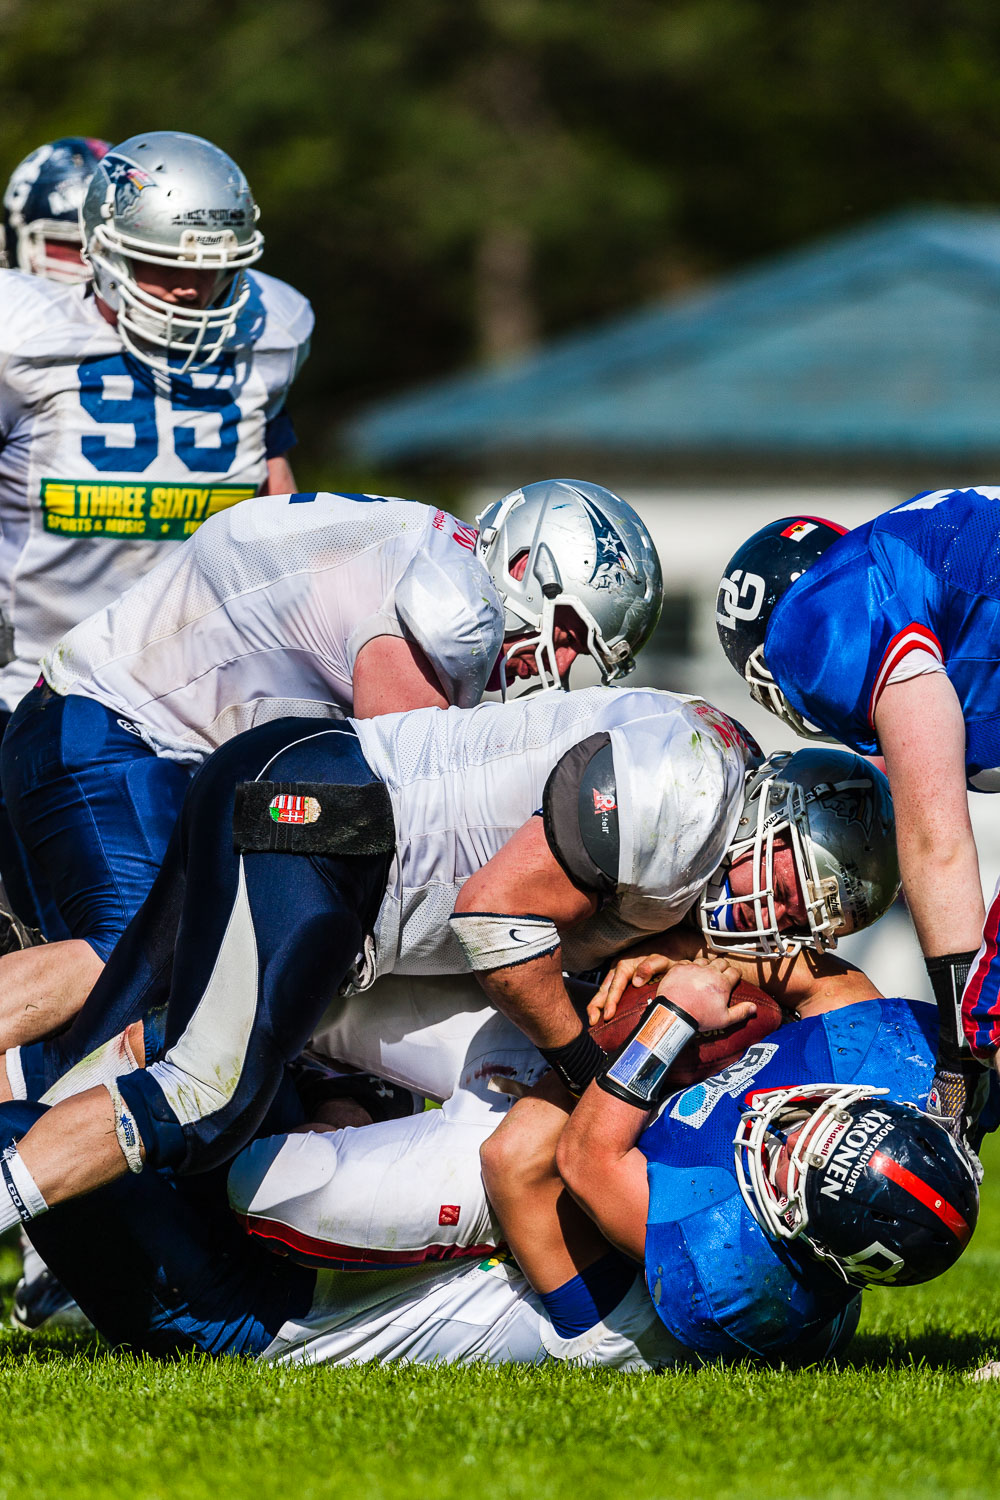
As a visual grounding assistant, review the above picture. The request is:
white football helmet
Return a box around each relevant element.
[475,479,662,691]
[699,748,900,957]
[81,131,264,373]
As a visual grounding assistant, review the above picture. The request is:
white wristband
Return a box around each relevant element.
[449,911,560,971]
[0,1144,48,1232]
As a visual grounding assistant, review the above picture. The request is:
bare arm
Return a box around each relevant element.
[873,672,983,957]
[454,816,598,1050]
[480,1073,609,1293]
[560,960,753,1260]
[260,454,297,495]
[555,1083,649,1262]
[352,636,449,717]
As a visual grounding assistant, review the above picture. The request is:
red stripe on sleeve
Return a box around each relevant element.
[961,886,1000,1053]
[867,622,943,726]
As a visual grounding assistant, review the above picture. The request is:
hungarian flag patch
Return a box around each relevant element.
[269,793,322,826]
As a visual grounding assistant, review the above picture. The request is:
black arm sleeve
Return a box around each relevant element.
[542,733,619,897]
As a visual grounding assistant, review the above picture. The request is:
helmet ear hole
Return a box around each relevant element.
[508,549,529,582]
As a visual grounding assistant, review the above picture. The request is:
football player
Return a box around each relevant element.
[0,952,978,1366]
[1,137,109,283]
[0,129,312,936]
[716,493,1000,1135]
[485,959,979,1364]
[0,479,660,1047]
[0,683,898,1248]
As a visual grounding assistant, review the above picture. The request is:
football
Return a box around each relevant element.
[588,977,786,1089]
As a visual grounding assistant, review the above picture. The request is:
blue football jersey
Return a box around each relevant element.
[764,488,1000,789]
[641,997,936,1360]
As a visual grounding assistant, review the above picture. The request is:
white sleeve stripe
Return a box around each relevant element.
[867,623,943,725]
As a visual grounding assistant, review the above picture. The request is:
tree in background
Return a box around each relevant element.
[2,0,1000,480]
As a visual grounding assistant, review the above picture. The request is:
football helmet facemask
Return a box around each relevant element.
[1,137,109,284]
[475,479,663,691]
[699,748,899,957]
[81,130,264,373]
[734,1084,980,1288]
[716,516,848,738]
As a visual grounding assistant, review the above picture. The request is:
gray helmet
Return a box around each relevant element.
[475,479,662,690]
[700,748,900,957]
[81,131,263,372]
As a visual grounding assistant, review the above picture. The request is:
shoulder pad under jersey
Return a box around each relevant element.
[392,529,504,708]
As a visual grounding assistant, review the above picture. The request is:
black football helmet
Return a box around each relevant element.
[716,517,848,737]
[0,137,109,283]
[735,1084,979,1288]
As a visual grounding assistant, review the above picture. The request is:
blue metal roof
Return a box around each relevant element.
[345,208,1000,464]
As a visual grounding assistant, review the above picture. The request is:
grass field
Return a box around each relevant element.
[2,1138,999,1500]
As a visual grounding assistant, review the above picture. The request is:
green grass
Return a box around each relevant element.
[3,1141,1000,1500]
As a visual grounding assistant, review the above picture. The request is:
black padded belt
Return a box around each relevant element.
[233,779,396,856]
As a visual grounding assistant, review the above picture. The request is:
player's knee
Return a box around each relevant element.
[227,1130,338,1220]
[479,1117,526,1202]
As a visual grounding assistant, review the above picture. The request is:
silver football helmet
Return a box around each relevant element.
[80,131,264,373]
[699,747,900,957]
[475,479,662,691]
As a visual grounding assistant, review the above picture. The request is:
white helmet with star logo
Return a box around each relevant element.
[475,478,663,691]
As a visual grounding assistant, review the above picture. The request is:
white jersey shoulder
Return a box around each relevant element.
[45,491,503,759]
[352,687,753,980]
[238,270,313,391]
[0,272,311,709]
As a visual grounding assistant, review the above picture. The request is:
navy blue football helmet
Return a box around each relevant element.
[1,137,109,283]
[735,1084,979,1288]
[716,517,848,737]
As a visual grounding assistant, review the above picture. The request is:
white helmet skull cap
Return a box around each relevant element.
[475,479,663,690]
[81,130,263,373]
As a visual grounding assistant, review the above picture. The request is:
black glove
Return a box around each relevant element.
[926,951,986,1140]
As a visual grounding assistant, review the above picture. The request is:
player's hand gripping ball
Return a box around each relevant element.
[588,976,785,1089]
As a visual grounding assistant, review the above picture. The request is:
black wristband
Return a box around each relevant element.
[540,1029,607,1098]
[926,950,979,1064]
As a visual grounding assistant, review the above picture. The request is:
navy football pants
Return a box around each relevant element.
[19,716,391,1175]
[1,1099,314,1356]
[1,685,190,957]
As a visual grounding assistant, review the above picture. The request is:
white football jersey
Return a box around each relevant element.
[0,267,312,709]
[262,1258,684,1371]
[44,492,504,761]
[352,686,755,980]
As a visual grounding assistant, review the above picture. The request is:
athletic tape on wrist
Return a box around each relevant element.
[926,950,979,1061]
[0,1144,47,1226]
[449,911,560,971]
[597,999,697,1109]
[106,1081,145,1175]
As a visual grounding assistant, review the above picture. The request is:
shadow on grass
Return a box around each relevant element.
[841,1330,1000,1372]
